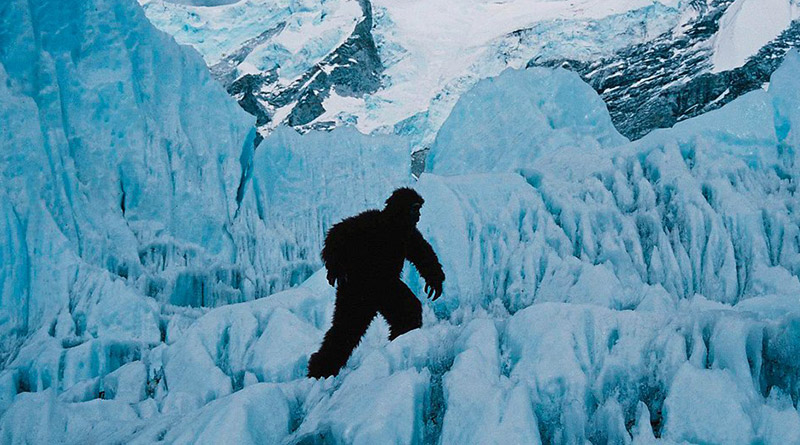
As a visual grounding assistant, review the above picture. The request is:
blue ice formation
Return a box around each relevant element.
[0,0,266,424]
[426,67,628,175]
[423,54,800,313]
[0,0,412,348]
[1,0,800,441]
[0,0,254,355]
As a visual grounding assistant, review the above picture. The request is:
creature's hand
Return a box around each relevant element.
[425,280,443,301]
[327,268,347,287]
[327,269,337,287]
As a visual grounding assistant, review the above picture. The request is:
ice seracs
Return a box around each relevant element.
[0,0,254,357]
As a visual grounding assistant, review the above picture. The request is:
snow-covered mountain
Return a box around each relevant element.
[537,0,800,139]
[2,0,800,443]
[140,0,799,152]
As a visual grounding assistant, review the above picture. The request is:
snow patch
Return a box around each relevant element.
[711,0,798,73]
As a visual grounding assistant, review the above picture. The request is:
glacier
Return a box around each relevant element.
[2,0,800,442]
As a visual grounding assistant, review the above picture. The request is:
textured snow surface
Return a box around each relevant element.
[2,0,800,441]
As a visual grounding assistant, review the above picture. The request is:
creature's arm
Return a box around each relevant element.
[407,229,445,300]
[321,223,347,286]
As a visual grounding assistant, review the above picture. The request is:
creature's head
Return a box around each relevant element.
[384,187,424,227]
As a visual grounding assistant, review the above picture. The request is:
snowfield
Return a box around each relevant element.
[2,0,800,443]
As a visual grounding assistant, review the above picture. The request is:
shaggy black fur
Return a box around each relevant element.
[307,188,445,378]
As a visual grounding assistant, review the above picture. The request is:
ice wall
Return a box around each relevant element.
[0,0,262,422]
[423,56,800,313]
[0,0,413,421]
[0,0,257,347]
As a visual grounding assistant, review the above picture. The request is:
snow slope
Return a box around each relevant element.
[138,0,363,82]
[2,1,799,436]
[711,0,800,73]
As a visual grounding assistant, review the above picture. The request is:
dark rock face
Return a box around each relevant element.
[227,71,278,127]
[210,22,286,90]
[224,0,383,132]
[531,1,800,140]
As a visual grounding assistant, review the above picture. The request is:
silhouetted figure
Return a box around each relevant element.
[307,188,445,378]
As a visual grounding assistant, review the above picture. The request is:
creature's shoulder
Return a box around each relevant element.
[332,209,382,232]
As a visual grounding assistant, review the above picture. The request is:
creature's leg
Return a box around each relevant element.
[379,280,423,340]
[307,285,376,378]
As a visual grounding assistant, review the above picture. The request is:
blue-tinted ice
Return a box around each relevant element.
[1,0,800,442]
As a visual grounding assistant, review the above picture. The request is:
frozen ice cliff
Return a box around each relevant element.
[0,0,257,360]
[2,0,800,441]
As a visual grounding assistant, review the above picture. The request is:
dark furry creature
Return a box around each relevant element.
[307,188,445,378]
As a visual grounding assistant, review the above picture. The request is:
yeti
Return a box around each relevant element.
[307,187,445,378]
